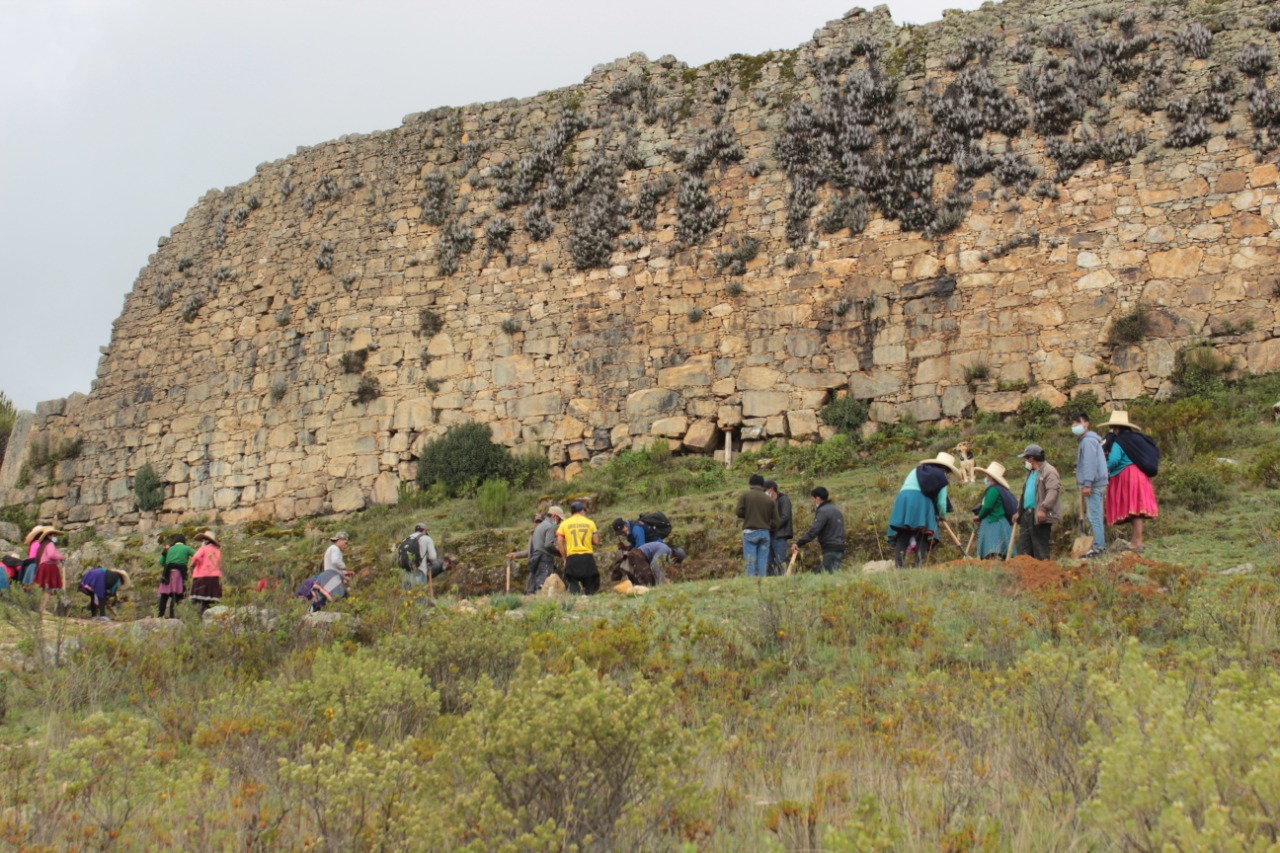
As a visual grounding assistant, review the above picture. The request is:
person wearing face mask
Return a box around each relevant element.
[972,462,1017,559]
[1012,445,1061,560]
[1071,413,1110,558]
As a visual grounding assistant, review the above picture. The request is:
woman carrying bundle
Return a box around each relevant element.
[1099,411,1160,553]
[78,567,130,620]
[157,533,196,618]
[972,461,1017,559]
[887,452,960,568]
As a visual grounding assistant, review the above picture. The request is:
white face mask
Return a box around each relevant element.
[984,477,993,487]
[1071,424,1085,436]
[50,536,58,544]
[1024,461,1034,471]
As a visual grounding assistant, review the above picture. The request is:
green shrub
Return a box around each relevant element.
[1017,396,1056,437]
[1085,655,1280,850]
[429,655,705,851]
[133,463,165,511]
[510,449,549,489]
[416,422,516,497]
[1131,397,1215,464]
[475,477,512,525]
[1172,342,1230,396]
[820,393,870,437]
[1107,302,1151,345]
[0,390,14,466]
[1252,445,1280,489]
[1162,462,1231,511]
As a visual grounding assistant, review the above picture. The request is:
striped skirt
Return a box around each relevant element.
[190,576,222,602]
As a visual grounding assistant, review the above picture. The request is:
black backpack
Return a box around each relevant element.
[396,534,420,571]
[638,511,673,541]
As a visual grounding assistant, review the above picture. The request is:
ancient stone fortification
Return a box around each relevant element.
[4,0,1280,529]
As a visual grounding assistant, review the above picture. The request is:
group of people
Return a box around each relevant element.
[500,502,687,596]
[890,410,1160,566]
[737,475,848,575]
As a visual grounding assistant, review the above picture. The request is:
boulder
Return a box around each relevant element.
[540,574,567,596]
[105,617,186,639]
[0,522,18,543]
[862,560,895,574]
[302,611,344,627]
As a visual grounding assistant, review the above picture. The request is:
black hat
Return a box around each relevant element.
[612,518,626,533]
[570,500,586,513]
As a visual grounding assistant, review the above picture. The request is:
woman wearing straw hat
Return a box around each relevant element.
[33,527,66,616]
[78,567,130,620]
[887,452,960,568]
[20,525,48,586]
[188,531,224,614]
[1099,411,1159,552]
[972,462,1018,559]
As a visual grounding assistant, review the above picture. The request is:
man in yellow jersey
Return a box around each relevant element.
[556,500,601,595]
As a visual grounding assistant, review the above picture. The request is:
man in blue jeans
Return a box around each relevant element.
[735,473,779,577]
[764,480,793,576]
[1071,412,1109,558]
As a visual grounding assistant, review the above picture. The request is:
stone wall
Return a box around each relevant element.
[4,0,1280,530]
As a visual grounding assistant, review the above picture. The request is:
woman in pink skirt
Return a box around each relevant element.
[1099,411,1159,552]
[33,527,66,616]
[189,530,223,614]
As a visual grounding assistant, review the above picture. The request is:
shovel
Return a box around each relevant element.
[1071,493,1094,558]
[941,519,968,558]
[784,551,798,576]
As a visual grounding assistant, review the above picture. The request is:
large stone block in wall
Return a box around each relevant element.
[682,419,718,452]
[625,388,680,419]
[741,391,789,419]
[651,416,688,438]
[657,356,714,387]
[516,393,563,419]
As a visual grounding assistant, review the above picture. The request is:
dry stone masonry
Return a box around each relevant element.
[4,0,1280,529]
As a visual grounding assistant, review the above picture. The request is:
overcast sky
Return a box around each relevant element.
[0,0,983,411]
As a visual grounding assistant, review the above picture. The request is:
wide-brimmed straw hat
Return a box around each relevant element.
[919,451,960,476]
[24,525,48,545]
[1097,410,1142,432]
[195,530,220,546]
[112,569,131,590]
[975,461,1011,490]
[40,528,64,540]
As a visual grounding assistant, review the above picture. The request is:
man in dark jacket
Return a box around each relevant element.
[735,473,780,577]
[791,487,847,573]
[765,480,793,576]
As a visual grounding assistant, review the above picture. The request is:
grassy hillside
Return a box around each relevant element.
[2,374,1280,850]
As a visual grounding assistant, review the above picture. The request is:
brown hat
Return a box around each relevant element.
[195,530,220,547]
[23,525,48,545]
[975,461,1010,490]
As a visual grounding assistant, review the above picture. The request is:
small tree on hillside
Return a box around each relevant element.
[134,463,165,511]
[416,423,516,497]
[0,391,15,466]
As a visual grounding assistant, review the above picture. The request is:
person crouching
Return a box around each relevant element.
[79,568,130,620]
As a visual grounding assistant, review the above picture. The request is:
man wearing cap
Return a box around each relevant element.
[791,487,847,573]
[324,532,349,574]
[736,474,780,578]
[764,481,793,576]
[525,506,564,593]
[1071,413,1110,558]
[1013,445,1061,561]
[556,501,601,594]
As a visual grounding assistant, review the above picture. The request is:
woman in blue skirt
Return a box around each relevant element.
[887,452,960,567]
[973,461,1017,559]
